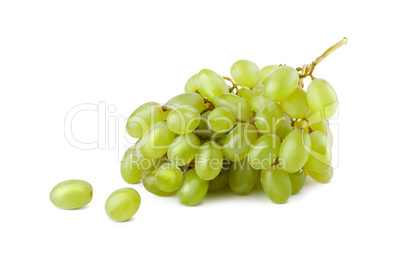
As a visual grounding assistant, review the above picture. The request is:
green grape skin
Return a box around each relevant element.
[229,160,259,195]
[289,169,306,195]
[167,105,200,134]
[259,65,279,83]
[50,180,93,210]
[142,170,175,196]
[165,93,205,113]
[249,84,269,112]
[261,167,292,204]
[237,87,252,103]
[307,78,338,120]
[195,141,223,180]
[230,59,261,88]
[208,169,230,193]
[167,133,201,167]
[207,107,236,133]
[177,169,209,206]
[306,167,333,183]
[214,93,253,122]
[194,111,225,140]
[309,118,333,147]
[264,66,299,102]
[255,101,284,134]
[196,69,229,102]
[279,130,311,173]
[155,163,184,192]
[304,131,332,173]
[126,102,165,139]
[248,134,281,170]
[276,114,293,141]
[280,87,311,119]
[222,123,258,162]
[105,188,141,222]
[120,147,142,184]
[138,122,176,159]
[185,73,199,93]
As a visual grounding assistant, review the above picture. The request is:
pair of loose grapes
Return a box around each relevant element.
[122,59,337,205]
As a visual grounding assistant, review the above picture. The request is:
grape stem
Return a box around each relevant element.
[297,37,348,87]
[223,76,239,94]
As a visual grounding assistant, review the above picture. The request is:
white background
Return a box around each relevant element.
[1,0,401,270]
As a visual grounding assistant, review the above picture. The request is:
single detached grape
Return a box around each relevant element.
[105,188,141,222]
[230,59,261,88]
[50,180,93,210]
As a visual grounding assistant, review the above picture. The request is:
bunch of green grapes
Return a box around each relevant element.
[122,38,346,205]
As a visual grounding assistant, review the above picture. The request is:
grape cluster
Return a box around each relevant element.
[122,58,338,205]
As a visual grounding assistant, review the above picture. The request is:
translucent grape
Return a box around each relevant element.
[194,111,224,140]
[207,107,236,133]
[237,87,252,103]
[184,73,199,93]
[120,147,142,184]
[279,129,311,173]
[261,167,291,204]
[280,87,311,119]
[307,78,338,120]
[165,92,205,113]
[126,102,165,138]
[230,59,261,88]
[259,65,279,83]
[229,160,259,195]
[50,180,93,210]
[276,114,293,140]
[167,133,201,166]
[196,69,229,102]
[248,134,281,169]
[304,131,332,173]
[214,93,253,122]
[142,170,175,197]
[195,141,223,180]
[289,169,306,195]
[139,122,176,159]
[249,84,269,112]
[167,105,200,134]
[105,188,141,222]
[208,169,230,193]
[155,163,184,192]
[255,101,284,134]
[307,167,333,183]
[222,123,258,162]
[177,169,209,206]
[264,66,299,101]
[309,118,333,147]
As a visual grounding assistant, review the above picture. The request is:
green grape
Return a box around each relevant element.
[142,170,175,196]
[167,105,200,134]
[138,122,176,159]
[249,84,269,112]
[120,147,142,184]
[255,101,284,134]
[309,118,333,147]
[304,131,332,173]
[217,133,228,146]
[306,167,333,183]
[289,169,306,195]
[105,188,141,222]
[194,111,224,140]
[208,169,230,193]
[214,93,253,122]
[207,107,236,133]
[261,167,291,204]
[264,66,299,101]
[196,69,229,102]
[177,169,209,206]
[307,78,338,120]
[195,141,223,180]
[237,87,252,103]
[280,87,311,119]
[184,73,199,93]
[168,133,201,166]
[50,180,93,210]
[222,123,258,162]
[276,114,293,140]
[126,102,165,138]
[279,129,311,173]
[155,163,184,192]
[165,93,205,113]
[248,134,281,169]
[259,65,279,83]
[230,59,261,88]
[229,160,259,195]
